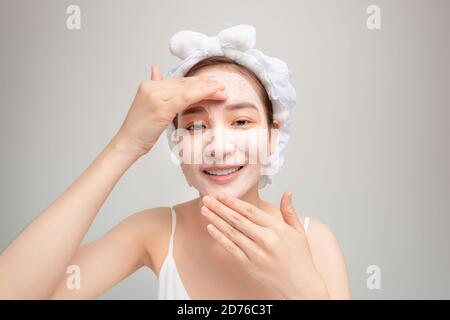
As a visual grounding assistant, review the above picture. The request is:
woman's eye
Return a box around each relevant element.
[232,119,251,127]
[186,123,206,131]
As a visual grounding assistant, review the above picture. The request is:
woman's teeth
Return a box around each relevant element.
[203,166,243,176]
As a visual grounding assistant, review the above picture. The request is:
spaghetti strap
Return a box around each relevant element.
[167,207,177,257]
[304,216,310,235]
[157,206,191,300]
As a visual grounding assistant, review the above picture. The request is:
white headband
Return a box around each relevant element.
[164,24,296,189]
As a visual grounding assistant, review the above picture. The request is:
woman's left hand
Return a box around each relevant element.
[201,192,330,299]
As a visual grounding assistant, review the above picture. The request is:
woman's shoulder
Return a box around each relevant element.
[306,216,340,248]
[122,206,172,233]
[305,216,351,298]
[302,215,342,256]
[117,206,173,270]
[124,200,194,243]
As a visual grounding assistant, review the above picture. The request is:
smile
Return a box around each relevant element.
[202,165,244,184]
[203,166,244,176]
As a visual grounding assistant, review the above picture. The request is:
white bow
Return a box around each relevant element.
[169,24,257,60]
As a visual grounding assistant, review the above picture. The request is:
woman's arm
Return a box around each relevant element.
[49,208,167,299]
[0,136,140,299]
[0,66,227,299]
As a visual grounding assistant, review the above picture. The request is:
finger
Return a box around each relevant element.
[156,76,223,94]
[201,205,262,261]
[214,193,275,228]
[147,75,211,95]
[205,223,250,267]
[151,65,164,81]
[280,192,304,233]
[202,195,266,244]
[165,75,219,86]
[172,76,226,93]
[204,88,229,100]
[168,84,228,114]
[149,80,226,105]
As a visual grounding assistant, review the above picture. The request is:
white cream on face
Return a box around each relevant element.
[177,67,271,198]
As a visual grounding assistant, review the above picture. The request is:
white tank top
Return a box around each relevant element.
[157,206,311,300]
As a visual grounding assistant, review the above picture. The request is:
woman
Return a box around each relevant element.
[0,26,351,300]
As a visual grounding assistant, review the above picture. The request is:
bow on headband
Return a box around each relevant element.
[169,24,257,60]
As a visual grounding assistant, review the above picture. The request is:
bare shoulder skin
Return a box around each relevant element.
[50,206,170,299]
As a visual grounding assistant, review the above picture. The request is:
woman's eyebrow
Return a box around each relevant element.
[179,106,207,117]
[225,102,260,113]
[179,102,259,117]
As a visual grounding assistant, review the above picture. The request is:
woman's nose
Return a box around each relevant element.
[204,126,236,161]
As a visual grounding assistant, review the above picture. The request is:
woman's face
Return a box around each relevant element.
[175,66,273,198]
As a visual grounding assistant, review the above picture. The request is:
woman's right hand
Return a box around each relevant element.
[113,65,228,157]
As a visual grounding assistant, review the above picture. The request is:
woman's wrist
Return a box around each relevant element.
[108,132,150,161]
[280,269,330,300]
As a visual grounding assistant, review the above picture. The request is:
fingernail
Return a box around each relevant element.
[286,192,292,203]
[201,206,209,215]
[288,192,295,209]
[203,195,212,205]
[217,192,226,201]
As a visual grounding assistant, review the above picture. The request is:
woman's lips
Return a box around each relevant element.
[202,165,245,185]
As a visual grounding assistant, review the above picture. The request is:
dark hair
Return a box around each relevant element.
[172,56,274,129]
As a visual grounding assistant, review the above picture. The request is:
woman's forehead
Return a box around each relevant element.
[196,66,261,104]
[190,66,264,114]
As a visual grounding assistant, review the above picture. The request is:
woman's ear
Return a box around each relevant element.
[269,120,280,156]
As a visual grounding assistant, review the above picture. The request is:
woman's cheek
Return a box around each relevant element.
[180,163,197,187]
[234,127,270,166]
[177,132,205,165]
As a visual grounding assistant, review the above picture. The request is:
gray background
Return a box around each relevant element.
[1,0,449,299]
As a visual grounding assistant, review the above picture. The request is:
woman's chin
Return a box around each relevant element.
[194,177,259,198]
